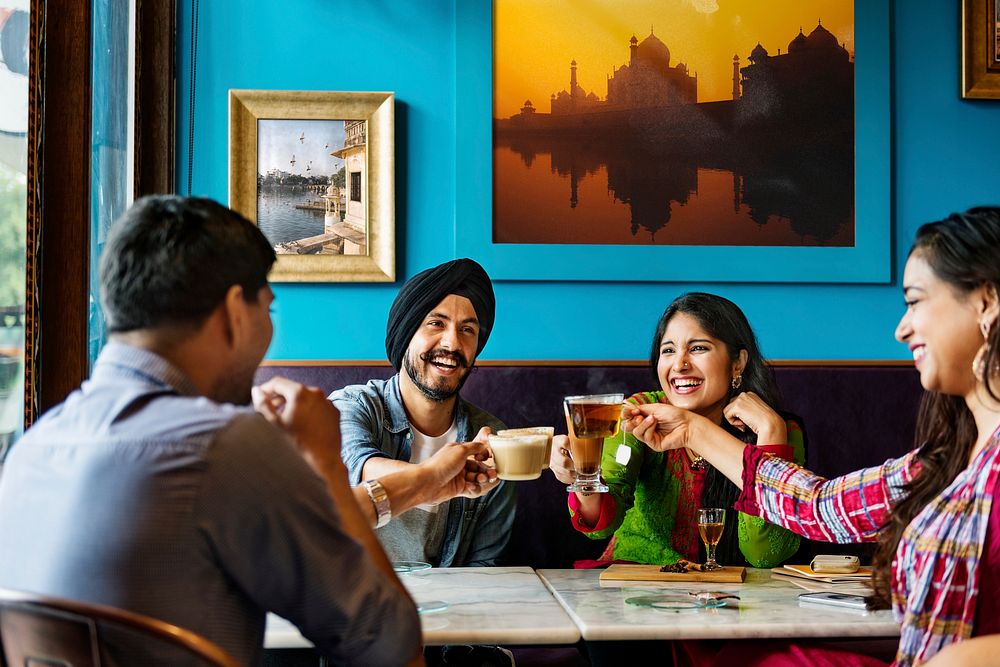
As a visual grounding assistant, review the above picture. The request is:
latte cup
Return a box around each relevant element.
[497,426,555,469]
[487,433,548,481]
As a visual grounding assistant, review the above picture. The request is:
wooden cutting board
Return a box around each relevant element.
[599,564,747,583]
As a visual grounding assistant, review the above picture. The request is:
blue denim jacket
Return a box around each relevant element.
[330,375,516,567]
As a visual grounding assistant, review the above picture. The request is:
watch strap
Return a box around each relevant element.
[363,479,392,528]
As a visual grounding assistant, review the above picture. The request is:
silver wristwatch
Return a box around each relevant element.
[363,479,391,528]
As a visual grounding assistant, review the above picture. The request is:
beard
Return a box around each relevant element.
[403,347,473,402]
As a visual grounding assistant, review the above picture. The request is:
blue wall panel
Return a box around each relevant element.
[176,0,1000,361]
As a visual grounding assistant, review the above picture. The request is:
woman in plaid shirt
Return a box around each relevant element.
[624,207,1000,667]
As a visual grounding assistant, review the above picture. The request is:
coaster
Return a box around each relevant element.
[393,560,432,573]
[417,599,449,614]
[624,594,728,611]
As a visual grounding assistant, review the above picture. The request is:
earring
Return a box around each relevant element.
[973,319,994,381]
[731,374,742,390]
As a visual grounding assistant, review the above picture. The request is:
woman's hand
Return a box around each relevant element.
[723,391,787,445]
[627,401,748,488]
[549,434,577,485]
[622,402,695,452]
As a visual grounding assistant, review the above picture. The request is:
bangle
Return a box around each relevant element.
[362,479,392,528]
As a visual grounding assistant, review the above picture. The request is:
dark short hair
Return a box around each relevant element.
[648,292,780,409]
[99,195,277,333]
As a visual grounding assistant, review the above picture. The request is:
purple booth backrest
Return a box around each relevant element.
[255,363,923,568]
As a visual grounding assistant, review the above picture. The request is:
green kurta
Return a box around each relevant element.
[570,390,805,567]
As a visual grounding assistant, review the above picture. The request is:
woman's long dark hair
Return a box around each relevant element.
[649,292,783,565]
[871,207,1000,607]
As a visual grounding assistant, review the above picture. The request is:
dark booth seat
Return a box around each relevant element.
[255,361,923,569]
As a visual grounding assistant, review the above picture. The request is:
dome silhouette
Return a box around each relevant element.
[807,22,839,49]
[637,32,671,68]
[788,29,808,53]
[750,42,769,62]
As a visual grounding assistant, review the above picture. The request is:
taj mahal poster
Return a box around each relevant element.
[493,0,855,248]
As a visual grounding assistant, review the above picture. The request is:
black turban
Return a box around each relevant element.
[385,258,495,371]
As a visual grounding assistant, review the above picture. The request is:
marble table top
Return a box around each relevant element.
[537,568,901,642]
[265,566,580,649]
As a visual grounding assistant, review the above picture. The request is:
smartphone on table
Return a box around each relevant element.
[810,554,861,574]
[798,592,870,610]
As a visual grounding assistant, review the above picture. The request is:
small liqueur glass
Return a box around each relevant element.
[697,507,726,571]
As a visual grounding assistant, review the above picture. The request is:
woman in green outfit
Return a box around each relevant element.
[550,292,805,568]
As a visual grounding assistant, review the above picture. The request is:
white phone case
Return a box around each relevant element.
[810,554,860,573]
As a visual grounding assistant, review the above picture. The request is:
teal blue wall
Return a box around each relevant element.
[176,0,1000,361]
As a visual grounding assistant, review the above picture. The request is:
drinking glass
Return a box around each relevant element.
[697,508,726,571]
[563,393,624,494]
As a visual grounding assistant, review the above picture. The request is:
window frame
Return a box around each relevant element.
[23,0,174,424]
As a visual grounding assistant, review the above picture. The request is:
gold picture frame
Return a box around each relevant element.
[229,90,395,282]
[962,0,1000,98]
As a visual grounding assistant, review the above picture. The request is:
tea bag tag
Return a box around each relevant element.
[615,444,631,466]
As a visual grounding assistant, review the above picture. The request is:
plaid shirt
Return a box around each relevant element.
[735,431,1000,666]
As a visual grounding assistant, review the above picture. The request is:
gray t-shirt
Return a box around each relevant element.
[377,421,457,564]
[0,342,419,666]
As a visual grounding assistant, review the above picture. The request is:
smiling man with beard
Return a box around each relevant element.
[331,258,515,569]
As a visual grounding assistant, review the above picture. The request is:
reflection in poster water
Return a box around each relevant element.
[257,186,327,246]
[493,134,854,246]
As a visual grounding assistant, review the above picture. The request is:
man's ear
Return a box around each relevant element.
[219,285,247,348]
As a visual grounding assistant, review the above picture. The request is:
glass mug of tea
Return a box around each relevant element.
[563,393,624,494]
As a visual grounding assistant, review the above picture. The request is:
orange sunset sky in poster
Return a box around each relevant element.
[494,0,854,119]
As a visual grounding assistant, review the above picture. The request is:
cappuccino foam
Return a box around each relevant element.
[487,434,548,481]
[497,426,555,469]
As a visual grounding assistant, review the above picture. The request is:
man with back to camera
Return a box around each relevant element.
[0,195,498,665]
[331,258,515,569]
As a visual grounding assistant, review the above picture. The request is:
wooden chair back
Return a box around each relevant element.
[0,588,241,667]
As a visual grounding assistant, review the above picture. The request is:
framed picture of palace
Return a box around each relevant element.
[455,0,890,282]
[962,0,1000,98]
[229,90,395,282]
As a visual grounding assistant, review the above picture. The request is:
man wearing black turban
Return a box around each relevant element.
[330,258,515,572]
[384,258,496,377]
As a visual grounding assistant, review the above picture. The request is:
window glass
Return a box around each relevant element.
[88,0,133,366]
[350,172,361,202]
[0,2,29,461]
